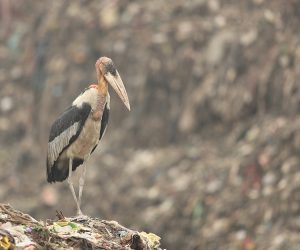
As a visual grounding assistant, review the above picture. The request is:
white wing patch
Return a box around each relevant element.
[47,122,80,167]
[73,88,98,110]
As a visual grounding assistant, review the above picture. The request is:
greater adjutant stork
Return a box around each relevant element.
[46,57,130,215]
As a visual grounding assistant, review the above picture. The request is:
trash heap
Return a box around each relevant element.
[0,204,162,250]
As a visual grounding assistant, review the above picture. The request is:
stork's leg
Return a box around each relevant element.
[67,158,80,213]
[77,165,87,215]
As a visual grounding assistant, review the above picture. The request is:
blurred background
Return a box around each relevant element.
[1,0,300,249]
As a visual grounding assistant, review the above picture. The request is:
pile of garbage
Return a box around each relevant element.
[0,204,161,249]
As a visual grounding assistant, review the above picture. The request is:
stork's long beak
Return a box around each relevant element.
[104,71,130,111]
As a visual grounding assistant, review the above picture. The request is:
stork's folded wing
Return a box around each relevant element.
[47,104,91,168]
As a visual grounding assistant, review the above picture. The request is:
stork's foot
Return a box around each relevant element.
[73,213,90,222]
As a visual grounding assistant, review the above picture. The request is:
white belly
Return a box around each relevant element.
[66,116,100,160]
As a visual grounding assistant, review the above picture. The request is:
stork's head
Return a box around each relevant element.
[96,57,130,111]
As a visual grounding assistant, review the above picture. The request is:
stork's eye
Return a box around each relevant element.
[105,62,117,76]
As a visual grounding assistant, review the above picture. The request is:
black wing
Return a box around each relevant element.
[90,103,110,154]
[100,103,110,140]
[47,103,91,169]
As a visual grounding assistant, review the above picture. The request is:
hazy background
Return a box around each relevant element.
[1,0,300,249]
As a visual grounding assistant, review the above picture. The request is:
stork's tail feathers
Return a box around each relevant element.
[47,158,83,183]
[47,159,68,183]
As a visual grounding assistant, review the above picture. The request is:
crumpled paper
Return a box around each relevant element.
[0,222,36,248]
